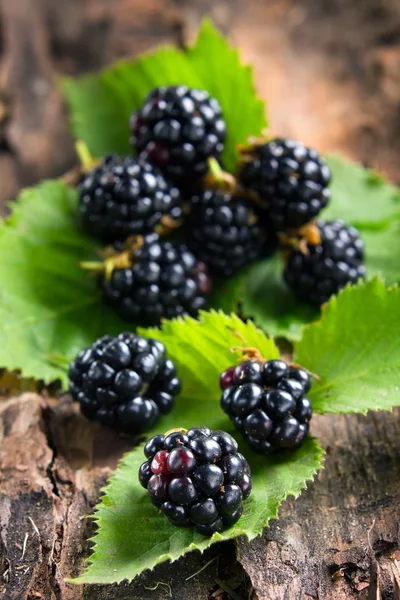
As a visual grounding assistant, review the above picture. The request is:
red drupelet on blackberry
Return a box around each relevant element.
[139,428,252,536]
[239,138,331,231]
[220,358,313,454]
[186,189,277,277]
[99,233,211,325]
[68,333,181,434]
[130,86,226,187]
[78,155,183,243]
[283,219,366,306]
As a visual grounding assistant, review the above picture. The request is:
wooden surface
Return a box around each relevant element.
[1,1,400,599]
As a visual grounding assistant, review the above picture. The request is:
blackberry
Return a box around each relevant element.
[102,234,211,325]
[220,358,313,454]
[187,190,276,277]
[68,333,181,434]
[139,428,252,535]
[78,155,183,243]
[284,219,366,306]
[130,86,226,186]
[239,138,331,231]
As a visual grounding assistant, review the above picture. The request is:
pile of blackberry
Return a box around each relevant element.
[139,428,252,535]
[77,85,365,316]
[67,83,370,538]
[68,332,181,434]
[220,359,313,454]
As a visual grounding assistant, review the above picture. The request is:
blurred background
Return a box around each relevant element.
[1,0,400,206]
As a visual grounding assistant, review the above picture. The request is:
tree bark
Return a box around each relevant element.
[1,395,399,599]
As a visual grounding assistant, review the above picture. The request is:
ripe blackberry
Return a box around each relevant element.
[220,358,313,454]
[130,86,226,186]
[101,233,211,325]
[239,138,331,231]
[284,219,366,306]
[187,190,276,277]
[68,333,181,434]
[139,428,251,535]
[78,155,183,243]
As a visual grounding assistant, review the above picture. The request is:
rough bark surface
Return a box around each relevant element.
[1,1,400,598]
[1,395,399,599]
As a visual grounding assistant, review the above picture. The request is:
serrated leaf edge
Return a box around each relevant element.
[68,439,325,585]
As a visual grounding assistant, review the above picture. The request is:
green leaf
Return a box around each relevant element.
[0,181,126,385]
[61,20,266,173]
[323,155,400,228]
[295,278,400,414]
[214,256,317,341]
[363,220,400,285]
[73,312,324,584]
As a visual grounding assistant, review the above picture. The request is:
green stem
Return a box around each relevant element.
[79,260,105,272]
[75,140,97,172]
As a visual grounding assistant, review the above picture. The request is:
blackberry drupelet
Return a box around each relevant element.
[102,234,212,325]
[139,428,252,535]
[78,155,183,242]
[187,190,276,277]
[284,219,366,306]
[68,333,181,434]
[130,86,226,187]
[239,138,331,231]
[220,359,313,454]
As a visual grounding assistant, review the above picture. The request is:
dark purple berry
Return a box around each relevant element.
[169,477,198,505]
[230,383,263,416]
[151,450,169,474]
[78,155,183,242]
[220,366,236,390]
[144,434,164,458]
[161,501,191,527]
[102,235,211,325]
[216,484,242,515]
[139,428,252,536]
[284,219,365,306]
[167,447,197,475]
[148,474,169,504]
[193,464,224,496]
[68,333,180,435]
[239,138,331,231]
[187,190,271,277]
[139,460,152,488]
[163,431,190,450]
[219,455,245,482]
[234,360,263,385]
[131,86,226,187]
[221,359,313,454]
[189,437,222,463]
[190,499,219,525]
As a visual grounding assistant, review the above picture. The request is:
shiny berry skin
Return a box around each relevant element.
[102,234,211,326]
[284,219,366,306]
[239,138,331,231]
[151,450,169,474]
[68,333,180,435]
[78,155,183,243]
[221,359,313,454]
[220,366,236,390]
[130,86,226,188]
[139,427,252,536]
[167,447,197,475]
